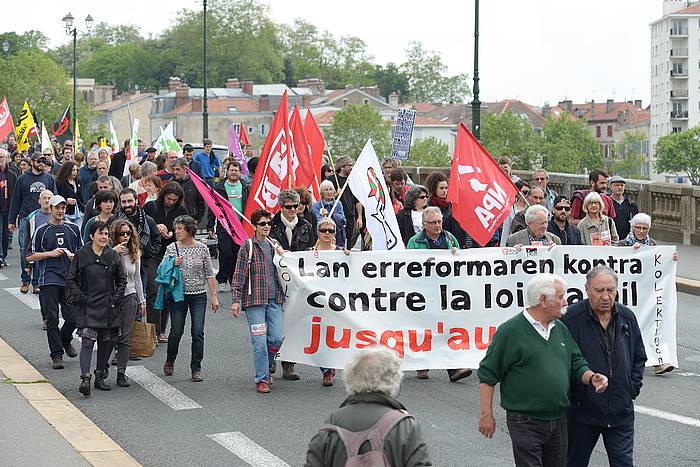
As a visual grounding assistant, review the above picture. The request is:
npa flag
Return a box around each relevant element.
[108,120,120,153]
[153,122,181,158]
[347,139,404,250]
[447,123,519,247]
[239,121,250,145]
[0,97,13,142]
[51,106,73,143]
[243,91,292,234]
[304,110,325,182]
[228,123,248,176]
[289,105,319,200]
[187,167,248,245]
[15,101,36,153]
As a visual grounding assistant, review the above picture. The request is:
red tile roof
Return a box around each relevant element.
[571,101,645,123]
[675,4,700,14]
[484,99,547,128]
[165,98,260,116]
[93,93,154,111]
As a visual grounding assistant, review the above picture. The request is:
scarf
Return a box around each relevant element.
[620,232,655,246]
[429,194,450,212]
[117,206,150,249]
[279,214,298,247]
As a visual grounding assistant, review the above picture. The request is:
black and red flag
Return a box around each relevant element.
[51,106,73,143]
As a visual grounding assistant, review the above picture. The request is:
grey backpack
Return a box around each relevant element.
[319,409,411,466]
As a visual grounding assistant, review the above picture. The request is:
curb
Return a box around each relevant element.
[677,276,700,296]
[0,337,141,467]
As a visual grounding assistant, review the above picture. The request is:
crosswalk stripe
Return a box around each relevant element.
[125,365,202,411]
[207,432,289,467]
[3,287,40,309]
[636,404,700,427]
[0,273,8,280]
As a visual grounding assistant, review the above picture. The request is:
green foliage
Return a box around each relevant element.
[402,42,470,103]
[481,112,540,170]
[326,105,392,160]
[78,43,162,92]
[0,31,49,53]
[611,131,648,180]
[540,114,602,174]
[403,137,450,167]
[373,63,409,101]
[655,127,700,185]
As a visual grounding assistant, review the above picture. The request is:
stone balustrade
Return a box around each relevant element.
[402,167,700,246]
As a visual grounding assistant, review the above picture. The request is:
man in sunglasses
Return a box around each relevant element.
[547,195,581,245]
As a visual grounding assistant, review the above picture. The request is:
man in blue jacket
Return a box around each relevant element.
[563,265,646,467]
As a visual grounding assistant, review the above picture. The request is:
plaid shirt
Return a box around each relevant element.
[231,237,286,308]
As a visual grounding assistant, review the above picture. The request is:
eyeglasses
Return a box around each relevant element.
[43,153,52,157]
[417,195,427,199]
[119,230,132,237]
[283,204,299,210]
[318,228,336,234]
[554,205,571,211]
[534,177,547,181]
[424,220,442,225]
[256,221,273,227]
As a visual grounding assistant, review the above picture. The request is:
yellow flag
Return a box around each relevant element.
[15,101,35,153]
[75,119,83,154]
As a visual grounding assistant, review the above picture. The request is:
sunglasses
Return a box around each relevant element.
[119,230,132,237]
[534,177,547,181]
[283,204,299,210]
[554,205,571,211]
[43,153,52,157]
[256,221,273,227]
[318,228,336,234]
[417,195,427,199]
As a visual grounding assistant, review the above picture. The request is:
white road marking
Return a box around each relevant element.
[125,365,202,411]
[686,355,700,362]
[4,287,40,309]
[636,405,700,428]
[0,273,8,280]
[676,371,700,377]
[207,432,289,467]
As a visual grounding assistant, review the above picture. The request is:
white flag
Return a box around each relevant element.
[41,122,52,153]
[347,139,405,250]
[125,119,139,177]
[109,120,120,152]
[153,122,181,158]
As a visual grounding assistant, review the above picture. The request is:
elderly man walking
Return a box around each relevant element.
[304,347,432,466]
[563,266,646,467]
[478,273,608,467]
[506,205,562,247]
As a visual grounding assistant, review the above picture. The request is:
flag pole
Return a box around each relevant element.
[229,204,254,228]
[325,145,340,188]
[328,178,349,218]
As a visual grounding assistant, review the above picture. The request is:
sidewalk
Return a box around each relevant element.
[0,338,140,467]
[657,242,700,295]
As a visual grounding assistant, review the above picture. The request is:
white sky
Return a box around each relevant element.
[9,0,661,106]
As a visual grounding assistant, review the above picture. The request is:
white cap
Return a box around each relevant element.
[49,195,67,206]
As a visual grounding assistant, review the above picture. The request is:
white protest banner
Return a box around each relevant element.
[278,246,677,370]
[347,140,404,250]
[390,108,416,161]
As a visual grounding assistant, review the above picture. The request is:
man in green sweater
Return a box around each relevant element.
[477,273,609,467]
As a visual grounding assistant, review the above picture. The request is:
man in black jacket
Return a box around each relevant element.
[547,195,581,245]
[171,158,205,224]
[117,188,161,273]
[108,139,129,180]
[563,266,646,467]
[0,148,17,267]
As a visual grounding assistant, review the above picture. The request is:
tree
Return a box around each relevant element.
[481,111,540,170]
[0,31,49,53]
[373,63,409,101]
[402,137,450,167]
[655,127,700,185]
[540,114,602,174]
[401,42,470,103]
[326,105,392,159]
[78,42,162,92]
[611,131,648,179]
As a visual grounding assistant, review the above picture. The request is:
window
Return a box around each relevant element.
[363,98,369,105]
[607,125,613,137]
[248,126,254,135]
[260,124,267,136]
[232,123,241,134]
[596,126,601,138]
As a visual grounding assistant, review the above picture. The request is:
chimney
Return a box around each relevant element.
[360,86,380,99]
[345,84,353,92]
[241,80,254,95]
[297,78,325,95]
[192,98,202,113]
[120,93,130,104]
[590,99,595,117]
[225,78,240,89]
[168,76,181,92]
[634,99,642,108]
[388,92,399,109]
[541,102,551,117]
[617,110,626,124]
[259,94,271,112]
[558,100,572,113]
[175,83,190,107]
[606,99,614,113]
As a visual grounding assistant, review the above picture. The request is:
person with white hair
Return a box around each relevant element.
[506,204,562,247]
[577,191,619,246]
[304,348,433,466]
[478,273,608,467]
[312,179,347,248]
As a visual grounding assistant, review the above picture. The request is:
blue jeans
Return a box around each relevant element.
[18,217,36,286]
[167,293,207,372]
[567,420,634,467]
[0,211,8,259]
[244,299,284,383]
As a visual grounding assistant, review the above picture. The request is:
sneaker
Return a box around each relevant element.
[191,371,203,382]
[322,371,335,387]
[63,344,78,358]
[282,362,300,380]
[20,283,29,294]
[158,333,169,343]
[654,363,675,375]
[52,356,64,370]
[256,381,271,394]
[416,370,430,379]
[32,286,40,294]
[449,368,473,382]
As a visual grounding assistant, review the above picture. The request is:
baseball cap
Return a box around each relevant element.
[145,147,157,153]
[49,195,67,206]
[608,175,625,184]
[31,153,48,163]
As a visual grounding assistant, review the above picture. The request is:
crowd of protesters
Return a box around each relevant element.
[1,132,679,466]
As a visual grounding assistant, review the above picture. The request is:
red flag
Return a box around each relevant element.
[243,91,292,234]
[0,97,13,142]
[447,123,519,247]
[186,167,249,245]
[304,110,325,181]
[239,121,250,145]
[289,105,320,200]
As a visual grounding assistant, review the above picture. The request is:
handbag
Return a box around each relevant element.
[129,318,157,358]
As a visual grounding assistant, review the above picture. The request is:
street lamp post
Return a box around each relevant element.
[202,0,209,139]
[471,0,481,140]
[62,12,93,136]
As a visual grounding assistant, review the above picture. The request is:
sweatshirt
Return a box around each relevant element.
[8,171,56,223]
